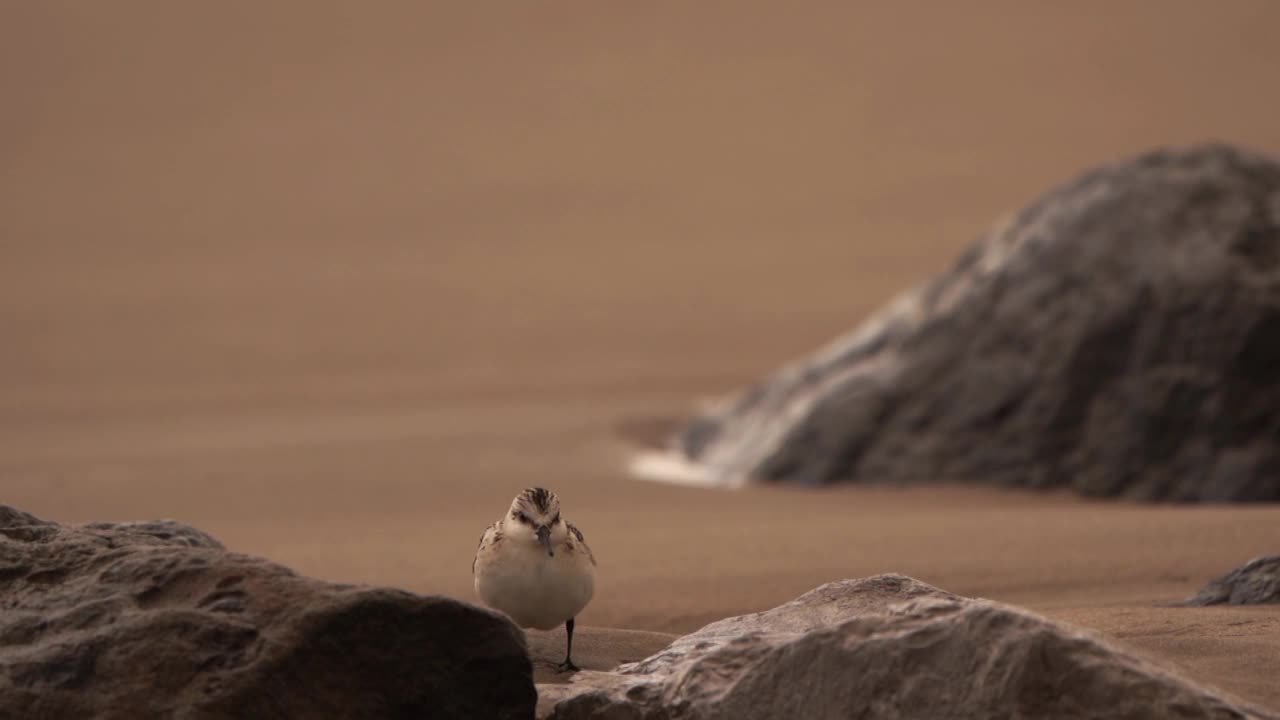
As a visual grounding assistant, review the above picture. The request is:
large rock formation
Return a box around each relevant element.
[1181,555,1280,606]
[540,575,1274,720]
[0,506,536,720]
[644,143,1280,501]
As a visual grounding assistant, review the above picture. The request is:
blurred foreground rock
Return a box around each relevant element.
[1181,555,1280,606]
[540,575,1274,720]
[0,505,536,720]
[650,143,1280,501]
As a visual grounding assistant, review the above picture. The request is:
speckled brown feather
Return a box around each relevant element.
[472,521,502,574]
[565,522,595,566]
[513,487,560,520]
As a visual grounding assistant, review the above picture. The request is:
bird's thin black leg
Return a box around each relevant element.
[556,617,580,673]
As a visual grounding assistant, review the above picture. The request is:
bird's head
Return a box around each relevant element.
[504,487,565,557]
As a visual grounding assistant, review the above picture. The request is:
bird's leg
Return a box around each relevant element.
[556,617,580,673]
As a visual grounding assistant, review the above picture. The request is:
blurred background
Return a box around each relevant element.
[3,0,1279,647]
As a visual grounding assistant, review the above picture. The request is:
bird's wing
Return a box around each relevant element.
[566,522,596,566]
[472,522,500,574]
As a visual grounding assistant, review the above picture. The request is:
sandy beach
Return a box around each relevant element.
[4,1,1280,712]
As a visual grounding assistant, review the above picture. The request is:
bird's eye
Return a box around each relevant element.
[513,511,530,523]
[551,513,561,524]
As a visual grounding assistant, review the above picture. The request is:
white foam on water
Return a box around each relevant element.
[626,450,745,489]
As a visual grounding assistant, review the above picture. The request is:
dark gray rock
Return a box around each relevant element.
[1181,555,1280,606]
[651,143,1280,502]
[0,505,536,720]
[540,575,1275,720]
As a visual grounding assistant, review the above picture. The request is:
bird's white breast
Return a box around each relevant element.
[475,537,595,630]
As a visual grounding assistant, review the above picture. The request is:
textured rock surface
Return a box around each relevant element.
[540,575,1275,720]
[0,505,536,720]
[652,143,1280,501]
[1182,556,1280,606]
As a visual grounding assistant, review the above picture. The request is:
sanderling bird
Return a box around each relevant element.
[473,487,596,672]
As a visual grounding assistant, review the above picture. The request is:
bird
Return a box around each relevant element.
[473,487,596,672]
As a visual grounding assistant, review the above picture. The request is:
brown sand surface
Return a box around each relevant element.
[3,1,1280,712]
[526,627,677,685]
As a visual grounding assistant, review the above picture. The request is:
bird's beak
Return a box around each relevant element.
[536,525,554,557]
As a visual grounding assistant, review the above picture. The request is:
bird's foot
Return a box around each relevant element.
[556,659,581,673]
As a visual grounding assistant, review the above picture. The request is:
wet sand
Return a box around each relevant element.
[3,1,1279,711]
